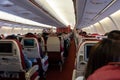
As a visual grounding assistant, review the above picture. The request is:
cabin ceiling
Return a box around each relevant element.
[76,0,120,28]
[0,0,66,28]
[0,0,120,29]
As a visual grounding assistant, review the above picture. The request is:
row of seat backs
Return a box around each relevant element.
[0,39,25,71]
[0,39,39,80]
[21,34,67,72]
[23,35,66,72]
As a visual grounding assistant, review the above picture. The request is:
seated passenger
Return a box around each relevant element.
[22,50,33,69]
[84,39,120,80]
[5,35,32,69]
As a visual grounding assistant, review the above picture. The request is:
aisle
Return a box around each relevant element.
[46,39,76,80]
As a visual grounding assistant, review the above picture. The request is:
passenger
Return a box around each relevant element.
[22,51,33,69]
[81,31,87,37]
[42,29,49,42]
[5,35,32,69]
[84,39,120,80]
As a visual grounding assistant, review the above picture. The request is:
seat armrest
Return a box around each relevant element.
[25,65,39,80]
[61,51,65,63]
[72,69,76,80]
[75,76,84,80]
[35,76,40,80]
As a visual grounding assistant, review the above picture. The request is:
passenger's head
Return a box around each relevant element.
[107,30,120,40]
[5,34,18,40]
[84,39,120,79]
[25,33,37,38]
[82,31,87,36]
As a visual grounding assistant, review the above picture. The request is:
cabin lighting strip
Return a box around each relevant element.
[29,0,66,27]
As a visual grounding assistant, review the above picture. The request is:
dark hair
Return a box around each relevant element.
[25,33,37,37]
[84,39,120,79]
[5,35,18,40]
[0,37,2,39]
[107,30,120,40]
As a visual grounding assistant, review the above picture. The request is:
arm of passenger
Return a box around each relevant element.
[23,53,32,69]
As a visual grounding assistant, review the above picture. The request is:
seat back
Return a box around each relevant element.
[46,36,63,66]
[76,40,99,76]
[0,39,27,80]
[46,36,62,61]
[0,39,25,72]
[46,36,63,71]
[46,36,64,71]
[77,40,99,63]
[21,37,40,58]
